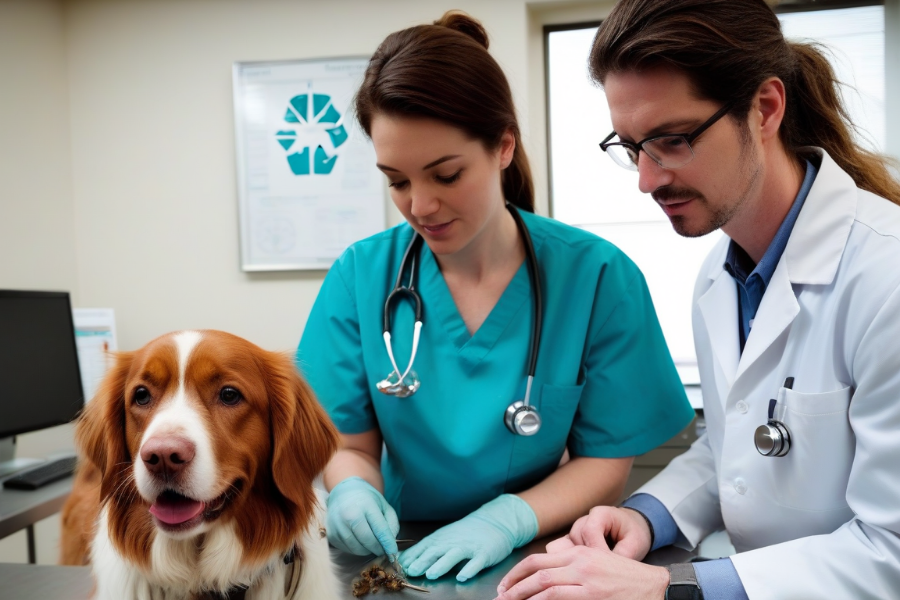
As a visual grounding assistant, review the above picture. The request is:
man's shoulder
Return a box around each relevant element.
[840,191,900,300]
[852,190,900,246]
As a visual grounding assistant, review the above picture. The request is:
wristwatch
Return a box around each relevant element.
[665,563,703,600]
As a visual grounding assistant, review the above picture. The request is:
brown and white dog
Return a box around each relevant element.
[60,330,341,600]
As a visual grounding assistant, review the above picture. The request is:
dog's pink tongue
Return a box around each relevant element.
[150,492,204,525]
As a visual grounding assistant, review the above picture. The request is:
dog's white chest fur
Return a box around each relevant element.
[90,501,340,600]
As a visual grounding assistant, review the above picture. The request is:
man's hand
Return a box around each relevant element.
[494,545,669,600]
[546,506,653,560]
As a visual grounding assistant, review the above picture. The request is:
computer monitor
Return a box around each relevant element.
[0,290,84,444]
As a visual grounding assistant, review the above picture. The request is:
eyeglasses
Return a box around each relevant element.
[599,101,736,171]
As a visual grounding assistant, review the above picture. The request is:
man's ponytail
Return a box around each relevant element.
[786,42,900,204]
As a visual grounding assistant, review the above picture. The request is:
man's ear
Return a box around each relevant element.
[754,77,787,143]
[75,351,134,500]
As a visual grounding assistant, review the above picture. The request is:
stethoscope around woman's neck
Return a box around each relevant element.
[377,203,545,436]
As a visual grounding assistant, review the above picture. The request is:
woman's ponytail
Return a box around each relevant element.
[503,145,535,212]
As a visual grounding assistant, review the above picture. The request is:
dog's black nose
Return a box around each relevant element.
[141,436,196,478]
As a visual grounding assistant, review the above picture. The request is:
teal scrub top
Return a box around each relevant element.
[297,211,693,521]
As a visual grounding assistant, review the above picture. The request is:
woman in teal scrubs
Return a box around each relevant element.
[296,11,694,583]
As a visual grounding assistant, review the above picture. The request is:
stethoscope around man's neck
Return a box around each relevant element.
[377,203,545,436]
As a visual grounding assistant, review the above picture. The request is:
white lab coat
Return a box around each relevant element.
[638,148,900,599]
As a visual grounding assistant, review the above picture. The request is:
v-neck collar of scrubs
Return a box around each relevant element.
[417,231,541,366]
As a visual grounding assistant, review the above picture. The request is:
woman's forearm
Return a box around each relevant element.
[516,455,633,537]
[323,429,385,491]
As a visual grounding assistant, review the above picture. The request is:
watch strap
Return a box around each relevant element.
[665,563,702,600]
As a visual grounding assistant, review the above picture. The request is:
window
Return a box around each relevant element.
[545,4,885,382]
[779,5,885,152]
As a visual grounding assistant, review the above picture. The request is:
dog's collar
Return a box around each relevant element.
[221,587,248,600]
[200,545,301,600]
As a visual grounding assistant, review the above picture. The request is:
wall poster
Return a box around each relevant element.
[233,56,385,271]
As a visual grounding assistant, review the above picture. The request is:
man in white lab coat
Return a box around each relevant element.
[495,0,900,599]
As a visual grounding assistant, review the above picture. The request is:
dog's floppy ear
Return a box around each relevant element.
[266,351,339,516]
[75,351,135,501]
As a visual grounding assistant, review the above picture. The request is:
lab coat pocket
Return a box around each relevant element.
[505,383,585,492]
[768,386,854,511]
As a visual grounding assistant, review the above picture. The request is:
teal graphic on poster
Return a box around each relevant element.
[276,93,348,175]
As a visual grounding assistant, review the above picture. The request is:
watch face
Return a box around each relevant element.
[666,584,702,600]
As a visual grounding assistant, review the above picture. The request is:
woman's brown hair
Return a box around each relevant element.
[590,0,900,205]
[355,11,535,212]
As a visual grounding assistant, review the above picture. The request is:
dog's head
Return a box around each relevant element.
[76,330,339,563]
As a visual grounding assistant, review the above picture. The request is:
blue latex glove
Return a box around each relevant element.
[326,476,400,556]
[399,494,538,582]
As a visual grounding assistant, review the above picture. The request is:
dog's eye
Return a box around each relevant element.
[219,387,242,406]
[133,386,151,406]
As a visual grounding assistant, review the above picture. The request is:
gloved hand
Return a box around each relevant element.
[326,476,400,556]
[399,494,538,582]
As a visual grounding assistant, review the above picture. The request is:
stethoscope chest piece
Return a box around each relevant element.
[376,369,420,398]
[754,377,794,457]
[505,400,542,437]
[754,420,791,457]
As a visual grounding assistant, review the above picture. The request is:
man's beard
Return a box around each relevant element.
[653,136,762,238]
[660,190,735,238]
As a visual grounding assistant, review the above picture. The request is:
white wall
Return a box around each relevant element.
[0,1,77,294]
